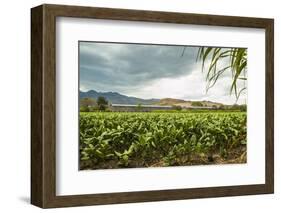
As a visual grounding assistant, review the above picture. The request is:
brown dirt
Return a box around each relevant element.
[80,146,247,170]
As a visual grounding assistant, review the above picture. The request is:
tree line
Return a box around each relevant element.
[80,97,109,112]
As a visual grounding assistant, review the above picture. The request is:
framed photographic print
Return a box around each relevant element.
[31,4,274,208]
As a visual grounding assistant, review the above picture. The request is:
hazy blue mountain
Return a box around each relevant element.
[79,90,160,105]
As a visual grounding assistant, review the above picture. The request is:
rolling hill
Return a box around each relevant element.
[80,90,224,107]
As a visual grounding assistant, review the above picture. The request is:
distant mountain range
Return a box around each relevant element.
[80,90,160,105]
[79,90,225,107]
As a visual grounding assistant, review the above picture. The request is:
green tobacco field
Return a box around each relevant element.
[79,112,247,170]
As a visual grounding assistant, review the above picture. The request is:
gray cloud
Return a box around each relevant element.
[79,42,198,93]
[79,42,247,104]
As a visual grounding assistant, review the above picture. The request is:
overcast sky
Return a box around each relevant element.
[79,42,246,105]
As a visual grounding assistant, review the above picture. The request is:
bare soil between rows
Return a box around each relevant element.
[80,145,246,170]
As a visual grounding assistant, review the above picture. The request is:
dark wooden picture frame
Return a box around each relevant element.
[31,4,274,208]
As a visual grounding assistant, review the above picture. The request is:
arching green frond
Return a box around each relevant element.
[196,47,247,101]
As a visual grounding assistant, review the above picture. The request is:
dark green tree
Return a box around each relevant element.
[97,96,108,111]
[191,101,204,107]
[172,105,182,111]
[137,103,143,111]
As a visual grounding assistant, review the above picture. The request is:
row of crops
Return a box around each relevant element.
[79,112,247,170]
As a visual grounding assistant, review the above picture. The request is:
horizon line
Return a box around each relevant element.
[79,89,247,106]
